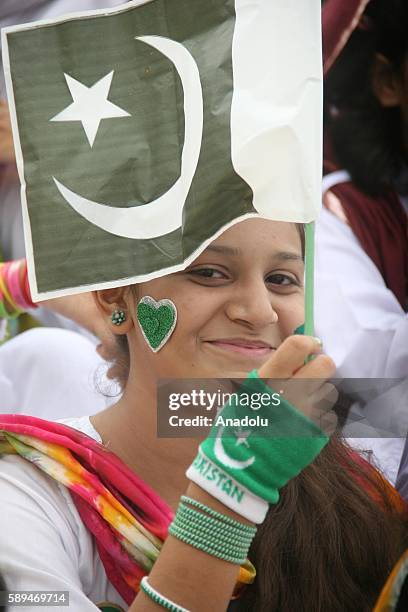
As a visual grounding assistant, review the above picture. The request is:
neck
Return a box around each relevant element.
[91,376,199,512]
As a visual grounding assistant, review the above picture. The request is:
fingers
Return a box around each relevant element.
[293,353,336,380]
[258,335,323,379]
[256,335,338,435]
[0,99,16,164]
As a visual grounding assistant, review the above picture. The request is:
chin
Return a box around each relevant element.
[201,356,267,380]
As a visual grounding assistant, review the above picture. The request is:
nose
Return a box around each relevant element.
[225,279,278,329]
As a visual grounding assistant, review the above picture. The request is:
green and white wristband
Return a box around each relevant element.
[187,369,329,523]
[186,448,269,523]
[140,576,190,612]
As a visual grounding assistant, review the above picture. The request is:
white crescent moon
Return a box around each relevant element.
[214,426,255,470]
[52,35,203,239]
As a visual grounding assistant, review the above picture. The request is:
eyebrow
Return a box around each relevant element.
[205,245,303,262]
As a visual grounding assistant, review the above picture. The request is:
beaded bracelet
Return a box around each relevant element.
[180,501,256,541]
[140,576,190,612]
[180,496,256,533]
[169,501,256,565]
[169,526,246,564]
[175,506,254,549]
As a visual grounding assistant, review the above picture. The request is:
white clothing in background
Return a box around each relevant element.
[0,415,127,611]
[315,203,408,484]
[0,328,116,418]
[0,1,126,334]
[315,207,408,379]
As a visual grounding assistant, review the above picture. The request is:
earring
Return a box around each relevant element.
[111,309,126,326]
[137,295,177,352]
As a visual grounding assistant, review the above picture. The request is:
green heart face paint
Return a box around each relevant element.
[137,296,177,352]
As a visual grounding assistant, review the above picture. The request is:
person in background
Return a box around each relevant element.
[315,0,408,485]
[0,257,117,418]
[0,0,125,335]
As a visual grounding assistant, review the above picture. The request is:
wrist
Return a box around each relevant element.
[185,482,256,528]
[186,449,269,523]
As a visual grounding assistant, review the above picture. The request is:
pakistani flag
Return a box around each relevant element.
[2,0,322,300]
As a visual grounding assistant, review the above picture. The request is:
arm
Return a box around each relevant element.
[0,100,15,165]
[132,483,251,612]
[0,258,114,344]
[131,336,336,612]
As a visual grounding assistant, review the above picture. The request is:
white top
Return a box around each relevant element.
[0,327,114,419]
[315,207,408,379]
[315,179,408,485]
[0,415,128,611]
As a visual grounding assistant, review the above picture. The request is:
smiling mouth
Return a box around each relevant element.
[204,340,275,358]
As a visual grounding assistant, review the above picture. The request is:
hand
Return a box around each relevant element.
[258,335,338,435]
[188,334,338,523]
[0,100,16,165]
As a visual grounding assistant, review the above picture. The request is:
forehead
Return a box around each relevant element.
[204,218,302,257]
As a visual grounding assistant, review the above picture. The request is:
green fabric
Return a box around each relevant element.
[7,0,253,295]
[200,370,329,504]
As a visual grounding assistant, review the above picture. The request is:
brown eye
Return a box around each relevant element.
[190,268,226,279]
[266,274,298,286]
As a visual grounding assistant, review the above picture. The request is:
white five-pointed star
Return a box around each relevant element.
[50,70,130,147]
[234,428,251,448]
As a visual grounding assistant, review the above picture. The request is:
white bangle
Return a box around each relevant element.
[140,576,191,612]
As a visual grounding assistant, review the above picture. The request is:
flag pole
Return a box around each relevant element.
[304,221,315,338]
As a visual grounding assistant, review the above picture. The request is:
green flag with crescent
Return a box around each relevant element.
[2,0,322,300]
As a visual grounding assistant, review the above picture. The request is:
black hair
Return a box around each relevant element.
[325,0,408,196]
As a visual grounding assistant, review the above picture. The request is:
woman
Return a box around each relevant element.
[0,259,114,418]
[316,0,408,484]
[0,218,406,611]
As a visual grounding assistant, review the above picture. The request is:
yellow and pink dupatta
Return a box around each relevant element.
[0,414,254,605]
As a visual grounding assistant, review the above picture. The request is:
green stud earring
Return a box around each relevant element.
[111,309,126,326]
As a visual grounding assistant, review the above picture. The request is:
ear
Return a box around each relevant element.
[371,54,403,107]
[94,286,134,335]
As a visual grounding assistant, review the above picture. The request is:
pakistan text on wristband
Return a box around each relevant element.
[186,447,268,524]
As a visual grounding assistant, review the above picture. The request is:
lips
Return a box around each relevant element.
[205,338,275,358]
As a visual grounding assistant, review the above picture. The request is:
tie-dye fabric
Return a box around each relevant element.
[0,414,255,605]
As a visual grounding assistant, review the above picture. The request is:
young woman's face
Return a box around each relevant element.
[129,218,304,379]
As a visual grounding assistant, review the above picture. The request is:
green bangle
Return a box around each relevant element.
[169,505,254,564]
[175,510,253,548]
[177,503,255,545]
[179,504,255,539]
[180,496,256,534]
[172,520,250,555]
[168,499,257,565]
[169,525,246,564]
[140,576,190,612]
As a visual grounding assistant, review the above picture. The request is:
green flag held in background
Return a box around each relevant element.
[2,0,322,300]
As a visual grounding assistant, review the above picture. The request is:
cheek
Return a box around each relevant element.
[275,295,304,339]
[164,295,205,349]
